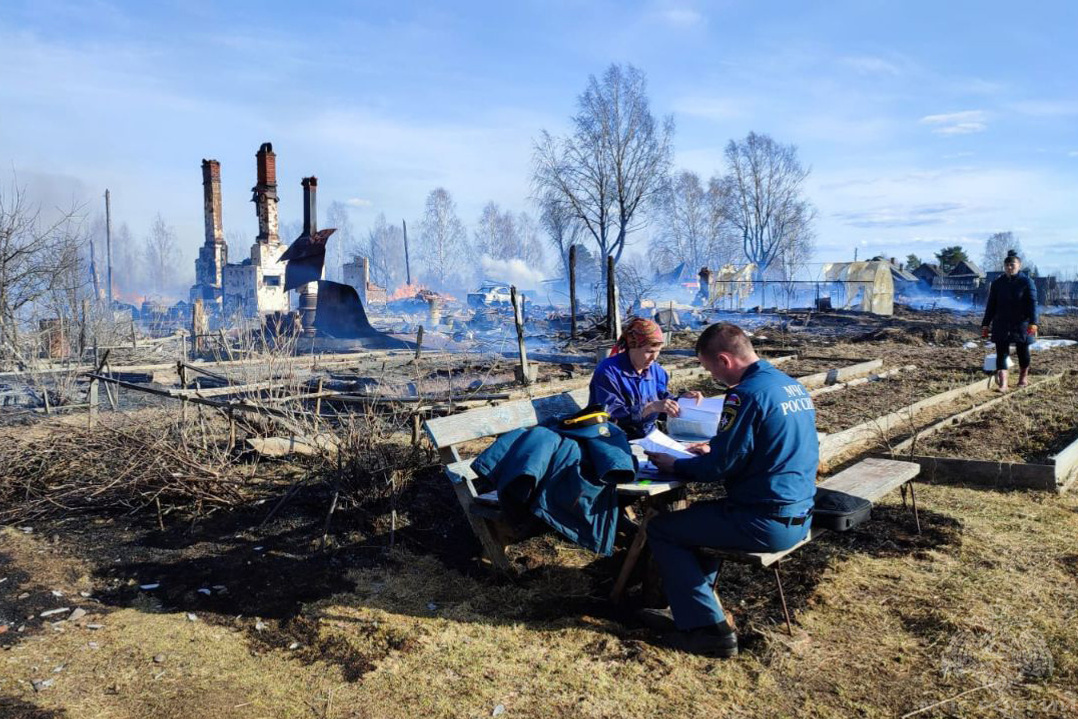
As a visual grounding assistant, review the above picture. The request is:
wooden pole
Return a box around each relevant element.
[88,377,99,428]
[568,245,578,341]
[511,285,530,386]
[414,325,424,360]
[606,255,618,340]
[105,189,113,305]
[315,377,324,416]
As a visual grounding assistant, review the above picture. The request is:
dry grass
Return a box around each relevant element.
[4,480,1078,718]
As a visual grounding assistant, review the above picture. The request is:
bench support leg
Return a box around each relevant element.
[451,481,513,574]
[774,565,793,636]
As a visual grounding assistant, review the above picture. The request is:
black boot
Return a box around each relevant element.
[666,622,738,658]
[636,607,676,632]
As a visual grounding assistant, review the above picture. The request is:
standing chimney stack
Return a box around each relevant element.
[298,176,320,337]
[301,176,318,235]
[253,143,279,245]
[202,160,224,246]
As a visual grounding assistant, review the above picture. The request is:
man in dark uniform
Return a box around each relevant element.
[981,250,1038,391]
[645,323,818,657]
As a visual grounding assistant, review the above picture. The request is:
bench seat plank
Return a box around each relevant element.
[700,458,920,568]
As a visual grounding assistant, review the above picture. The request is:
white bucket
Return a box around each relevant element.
[983,354,1012,372]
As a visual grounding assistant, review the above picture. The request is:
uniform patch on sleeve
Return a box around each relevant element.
[724,392,741,407]
[719,406,739,431]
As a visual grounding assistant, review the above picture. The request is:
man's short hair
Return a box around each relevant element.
[695,322,754,358]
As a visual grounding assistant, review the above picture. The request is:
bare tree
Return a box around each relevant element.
[653,170,739,273]
[326,200,353,283]
[473,202,544,269]
[719,132,815,285]
[616,253,660,316]
[111,222,139,299]
[366,213,406,289]
[417,188,468,289]
[538,194,582,282]
[768,222,815,309]
[533,63,673,287]
[0,178,88,359]
[514,211,545,268]
[982,231,1023,272]
[143,213,179,297]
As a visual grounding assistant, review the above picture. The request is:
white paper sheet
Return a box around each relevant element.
[677,396,726,414]
[631,428,694,458]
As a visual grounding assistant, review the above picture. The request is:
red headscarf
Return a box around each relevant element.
[610,317,664,355]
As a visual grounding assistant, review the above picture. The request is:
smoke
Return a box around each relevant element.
[479,255,546,290]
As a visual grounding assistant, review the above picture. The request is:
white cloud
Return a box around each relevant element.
[657,7,705,28]
[1068,150,1078,158]
[841,55,902,77]
[919,110,988,135]
[345,198,373,208]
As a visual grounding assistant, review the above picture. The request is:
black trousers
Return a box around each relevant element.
[996,341,1031,370]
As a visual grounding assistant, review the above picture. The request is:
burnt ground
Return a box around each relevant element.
[2,307,1078,717]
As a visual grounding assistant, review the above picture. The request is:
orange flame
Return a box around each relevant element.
[387,283,427,300]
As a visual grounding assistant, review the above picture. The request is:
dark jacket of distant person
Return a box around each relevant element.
[982,272,1038,344]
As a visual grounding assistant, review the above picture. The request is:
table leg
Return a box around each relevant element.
[610,507,657,604]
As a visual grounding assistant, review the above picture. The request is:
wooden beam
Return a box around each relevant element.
[798,358,883,391]
[810,365,915,397]
[819,375,999,472]
[887,373,1062,455]
[900,455,1056,492]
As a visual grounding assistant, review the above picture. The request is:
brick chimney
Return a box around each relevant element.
[298,176,319,337]
[201,159,224,246]
[301,176,318,235]
[253,143,279,245]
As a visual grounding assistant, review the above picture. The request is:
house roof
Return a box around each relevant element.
[912,263,946,278]
[949,259,985,278]
[890,266,918,282]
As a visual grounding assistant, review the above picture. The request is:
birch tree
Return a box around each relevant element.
[533,63,673,286]
[718,132,815,282]
[417,188,467,288]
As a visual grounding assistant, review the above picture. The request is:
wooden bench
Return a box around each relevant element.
[698,456,922,633]
[424,388,682,572]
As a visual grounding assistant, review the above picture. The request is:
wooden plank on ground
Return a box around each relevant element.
[798,358,883,391]
[903,455,1056,491]
[819,375,997,472]
[888,373,1062,455]
[1052,434,1078,493]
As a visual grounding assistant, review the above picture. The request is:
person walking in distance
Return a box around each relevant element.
[981,250,1038,391]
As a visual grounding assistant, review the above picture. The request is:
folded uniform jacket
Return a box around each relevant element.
[471,419,637,556]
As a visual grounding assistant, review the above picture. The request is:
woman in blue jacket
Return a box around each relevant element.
[981,250,1038,391]
[588,317,702,439]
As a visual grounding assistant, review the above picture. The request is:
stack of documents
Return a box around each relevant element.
[631,429,694,478]
[667,396,726,439]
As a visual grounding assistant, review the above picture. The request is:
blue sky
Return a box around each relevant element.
[2,0,1077,283]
